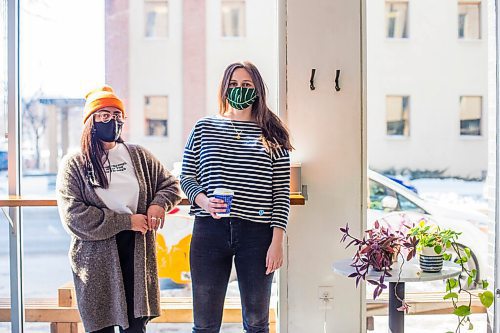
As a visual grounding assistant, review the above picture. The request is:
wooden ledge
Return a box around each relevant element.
[0,195,306,207]
[0,196,58,207]
[0,296,276,324]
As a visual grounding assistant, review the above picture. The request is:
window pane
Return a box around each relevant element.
[221,0,245,37]
[0,2,9,331]
[458,3,480,39]
[396,194,425,213]
[15,0,279,330]
[145,0,168,38]
[460,96,482,136]
[0,217,9,330]
[386,96,410,136]
[21,98,85,190]
[369,180,397,210]
[19,0,103,330]
[145,96,168,137]
[385,2,408,38]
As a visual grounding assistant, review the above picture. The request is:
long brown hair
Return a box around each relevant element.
[218,61,293,151]
[80,116,124,188]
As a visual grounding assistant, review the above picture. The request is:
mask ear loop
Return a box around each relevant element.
[115,119,124,141]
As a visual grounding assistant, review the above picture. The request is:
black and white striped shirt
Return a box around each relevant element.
[180,116,290,230]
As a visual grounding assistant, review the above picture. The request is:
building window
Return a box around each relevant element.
[145,0,168,38]
[460,96,482,136]
[145,96,168,136]
[386,96,410,136]
[221,0,245,37]
[458,2,480,39]
[385,1,408,38]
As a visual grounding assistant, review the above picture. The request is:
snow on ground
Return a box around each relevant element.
[412,178,488,215]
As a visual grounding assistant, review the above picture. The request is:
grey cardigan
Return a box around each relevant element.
[56,143,181,332]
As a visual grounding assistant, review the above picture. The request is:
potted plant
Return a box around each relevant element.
[409,220,461,273]
[340,220,418,300]
[410,219,493,332]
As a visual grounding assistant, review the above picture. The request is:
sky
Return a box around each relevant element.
[20,0,104,99]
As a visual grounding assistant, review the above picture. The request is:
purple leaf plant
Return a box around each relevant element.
[340,218,419,302]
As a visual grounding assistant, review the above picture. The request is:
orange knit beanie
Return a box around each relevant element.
[83,85,125,123]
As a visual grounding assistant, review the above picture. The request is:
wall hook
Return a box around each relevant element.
[334,69,341,91]
[310,69,316,90]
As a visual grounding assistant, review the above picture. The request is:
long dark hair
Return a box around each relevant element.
[218,61,293,151]
[80,116,124,188]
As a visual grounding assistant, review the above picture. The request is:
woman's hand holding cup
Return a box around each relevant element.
[195,193,228,219]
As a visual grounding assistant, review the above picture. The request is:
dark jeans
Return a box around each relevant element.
[90,231,148,333]
[190,216,274,333]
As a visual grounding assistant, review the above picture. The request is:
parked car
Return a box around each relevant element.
[368,169,488,285]
[386,175,419,194]
[156,170,489,287]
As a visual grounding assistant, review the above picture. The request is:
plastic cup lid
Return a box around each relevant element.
[214,188,234,195]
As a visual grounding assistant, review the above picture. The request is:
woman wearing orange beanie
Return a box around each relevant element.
[56,85,182,333]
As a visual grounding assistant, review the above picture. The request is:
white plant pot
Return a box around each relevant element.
[419,246,444,272]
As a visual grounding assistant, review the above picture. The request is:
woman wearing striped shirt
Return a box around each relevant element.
[181,61,292,333]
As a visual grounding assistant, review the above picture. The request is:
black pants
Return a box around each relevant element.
[90,231,148,333]
[190,216,274,333]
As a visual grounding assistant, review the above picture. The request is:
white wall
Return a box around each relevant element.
[205,0,278,116]
[284,0,366,331]
[128,0,184,170]
[367,0,488,178]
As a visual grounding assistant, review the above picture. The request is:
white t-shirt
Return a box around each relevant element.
[94,143,140,214]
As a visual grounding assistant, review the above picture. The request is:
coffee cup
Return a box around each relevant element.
[213,188,234,217]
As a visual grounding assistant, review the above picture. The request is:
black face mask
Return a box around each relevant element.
[93,120,123,142]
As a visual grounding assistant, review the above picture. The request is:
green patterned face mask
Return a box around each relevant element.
[227,87,257,110]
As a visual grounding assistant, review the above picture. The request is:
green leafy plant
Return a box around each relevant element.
[410,219,493,332]
[409,220,460,256]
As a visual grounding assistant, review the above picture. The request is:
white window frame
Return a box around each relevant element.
[459,95,483,137]
[386,95,410,137]
[458,0,481,40]
[144,0,169,39]
[221,0,246,38]
[144,95,169,137]
[385,0,409,39]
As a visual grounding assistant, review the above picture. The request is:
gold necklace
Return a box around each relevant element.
[229,119,242,139]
